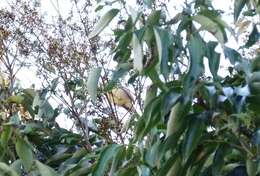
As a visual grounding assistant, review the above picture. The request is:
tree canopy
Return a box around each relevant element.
[0,0,260,175]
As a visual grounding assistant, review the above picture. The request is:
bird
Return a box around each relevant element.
[106,87,135,112]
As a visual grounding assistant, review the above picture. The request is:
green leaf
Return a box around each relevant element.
[224,46,242,64]
[15,137,33,171]
[158,132,184,160]
[87,67,101,103]
[212,145,228,176]
[146,69,168,91]
[105,63,131,91]
[35,160,59,176]
[39,101,55,120]
[184,35,205,94]
[50,77,59,91]
[182,117,205,162]
[32,91,55,120]
[132,32,143,72]
[46,153,72,166]
[234,0,247,22]
[161,91,181,117]
[177,15,191,34]
[116,31,132,51]
[95,5,104,12]
[143,84,157,109]
[1,125,12,148]
[158,153,178,176]
[0,162,19,176]
[141,96,162,138]
[136,97,161,139]
[115,166,138,176]
[163,155,183,176]
[89,9,119,38]
[93,144,122,176]
[10,160,22,175]
[144,140,160,167]
[7,95,24,104]
[245,25,260,48]
[247,95,260,113]
[206,41,220,79]
[246,159,257,176]
[146,10,161,26]
[153,27,171,78]
[109,145,125,175]
[192,14,227,44]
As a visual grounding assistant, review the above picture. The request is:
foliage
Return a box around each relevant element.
[0,0,260,175]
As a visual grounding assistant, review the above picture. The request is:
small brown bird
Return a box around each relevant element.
[107,87,135,112]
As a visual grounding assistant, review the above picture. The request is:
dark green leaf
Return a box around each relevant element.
[234,0,247,21]
[47,153,72,166]
[35,160,59,176]
[115,166,138,176]
[93,144,122,176]
[245,25,260,48]
[224,46,242,64]
[1,125,12,148]
[184,35,205,94]
[95,5,104,12]
[109,145,125,175]
[141,97,162,138]
[143,84,157,109]
[212,145,228,176]
[158,153,178,176]
[116,31,132,51]
[246,95,260,113]
[206,41,220,79]
[153,27,171,78]
[182,117,205,162]
[15,137,33,171]
[146,10,161,26]
[50,77,59,91]
[160,155,182,176]
[144,140,160,167]
[161,91,181,117]
[177,15,191,34]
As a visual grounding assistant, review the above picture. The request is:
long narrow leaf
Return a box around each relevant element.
[15,137,33,171]
[89,9,119,38]
[153,27,171,78]
[132,32,143,72]
[93,144,122,176]
[87,67,101,103]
